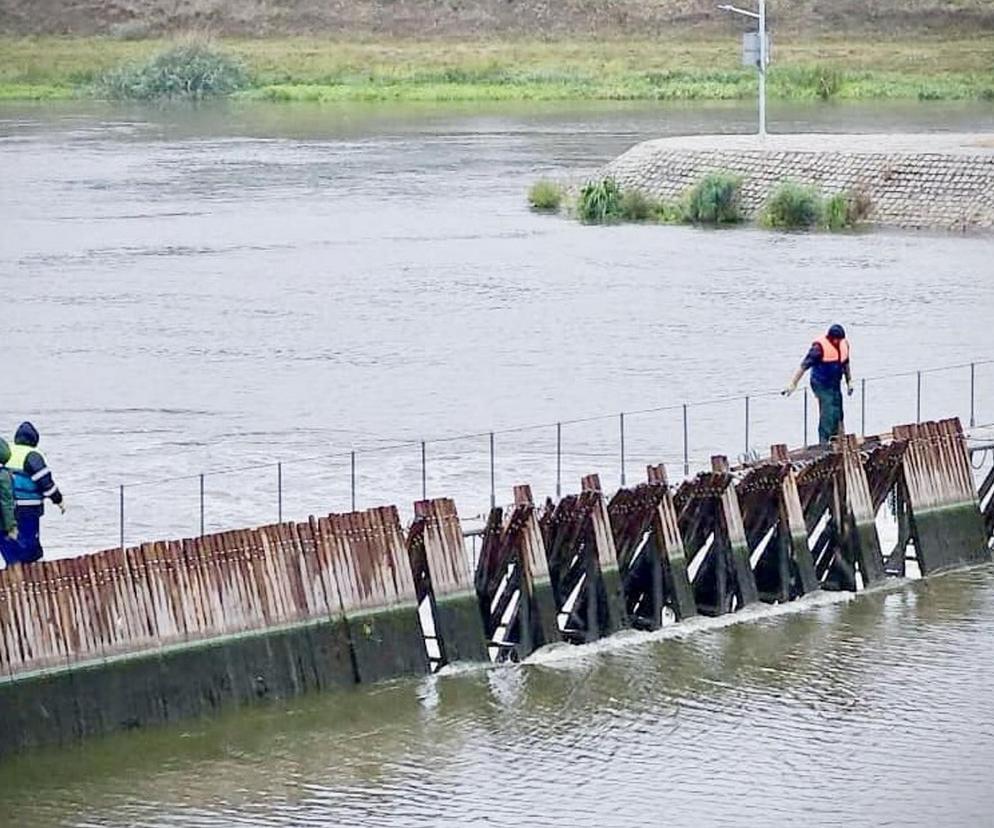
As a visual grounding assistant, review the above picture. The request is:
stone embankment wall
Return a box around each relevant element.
[603,134,994,231]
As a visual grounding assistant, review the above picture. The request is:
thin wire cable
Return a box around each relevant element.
[68,355,992,496]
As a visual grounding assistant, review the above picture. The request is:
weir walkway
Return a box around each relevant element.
[1,417,991,757]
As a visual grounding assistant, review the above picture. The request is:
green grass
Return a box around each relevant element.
[577,178,624,224]
[619,189,659,222]
[683,171,743,224]
[0,36,991,103]
[528,179,563,212]
[550,175,876,232]
[761,182,824,230]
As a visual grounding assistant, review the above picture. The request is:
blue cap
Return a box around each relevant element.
[828,324,846,339]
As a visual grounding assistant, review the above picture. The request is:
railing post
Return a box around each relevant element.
[744,395,750,455]
[421,441,427,500]
[489,432,495,509]
[556,422,562,499]
[350,451,356,511]
[803,388,809,447]
[682,404,689,477]
[277,462,283,523]
[119,484,125,551]
[970,362,976,428]
[199,473,205,537]
[916,370,922,423]
[860,378,866,437]
[619,412,626,487]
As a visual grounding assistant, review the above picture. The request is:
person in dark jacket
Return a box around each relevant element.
[7,422,64,564]
[782,324,853,445]
[0,438,19,567]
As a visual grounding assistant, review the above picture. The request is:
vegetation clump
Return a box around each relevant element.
[683,171,743,224]
[577,178,624,224]
[97,43,249,101]
[823,188,874,230]
[528,179,564,212]
[619,188,659,221]
[761,182,824,230]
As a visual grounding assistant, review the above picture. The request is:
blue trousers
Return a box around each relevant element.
[1,508,43,566]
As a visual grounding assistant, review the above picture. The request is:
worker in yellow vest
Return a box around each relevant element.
[7,422,64,564]
[782,324,853,445]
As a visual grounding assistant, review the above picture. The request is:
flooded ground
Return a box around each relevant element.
[1,99,994,827]
[1,99,993,554]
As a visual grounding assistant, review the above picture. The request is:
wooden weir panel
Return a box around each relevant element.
[735,451,818,603]
[539,476,624,642]
[409,497,488,666]
[473,496,553,661]
[673,459,758,616]
[1,416,991,692]
[606,466,695,629]
[892,419,989,572]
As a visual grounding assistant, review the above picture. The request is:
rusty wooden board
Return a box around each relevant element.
[409,498,488,665]
[736,449,818,603]
[894,419,990,572]
[539,476,624,642]
[673,459,758,616]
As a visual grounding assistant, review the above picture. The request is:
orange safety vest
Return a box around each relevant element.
[815,335,849,363]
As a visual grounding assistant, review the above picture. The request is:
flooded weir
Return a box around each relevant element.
[1,417,990,759]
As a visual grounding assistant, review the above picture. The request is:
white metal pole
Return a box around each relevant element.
[758,0,767,136]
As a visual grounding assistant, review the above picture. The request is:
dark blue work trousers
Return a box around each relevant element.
[0,508,43,566]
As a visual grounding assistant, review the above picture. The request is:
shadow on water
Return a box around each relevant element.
[2,567,992,827]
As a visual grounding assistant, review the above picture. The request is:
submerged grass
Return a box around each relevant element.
[683,171,743,224]
[1,36,991,103]
[537,174,872,232]
[761,182,824,230]
[528,179,563,212]
[577,178,624,224]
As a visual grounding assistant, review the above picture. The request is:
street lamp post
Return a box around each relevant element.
[718,0,768,137]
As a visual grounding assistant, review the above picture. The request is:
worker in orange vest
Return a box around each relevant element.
[782,324,853,445]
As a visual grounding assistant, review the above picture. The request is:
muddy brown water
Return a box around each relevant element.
[2,98,994,826]
[1,567,993,827]
[2,100,994,558]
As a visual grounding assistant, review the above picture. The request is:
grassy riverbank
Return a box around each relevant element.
[1,36,992,103]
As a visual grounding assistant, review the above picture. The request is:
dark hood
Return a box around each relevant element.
[14,421,39,447]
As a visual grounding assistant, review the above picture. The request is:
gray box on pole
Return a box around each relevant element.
[742,31,771,68]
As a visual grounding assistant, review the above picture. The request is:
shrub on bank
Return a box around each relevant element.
[97,43,249,101]
[761,182,823,229]
[528,179,564,212]
[577,178,624,223]
[823,193,849,230]
[655,200,687,224]
[823,188,874,230]
[683,171,743,224]
[619,188,659,221]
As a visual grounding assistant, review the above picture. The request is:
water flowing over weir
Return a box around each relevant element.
[0,417,991,758]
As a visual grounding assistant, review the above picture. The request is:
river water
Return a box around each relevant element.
[1,99,994,825]
[1,566,993,827]
[1,100,994,557]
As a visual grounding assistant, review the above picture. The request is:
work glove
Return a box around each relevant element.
[58,501,67,515]
[846,382,854,397]
[781,385,795,397]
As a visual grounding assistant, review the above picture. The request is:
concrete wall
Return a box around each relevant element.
[603,133,994,231]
